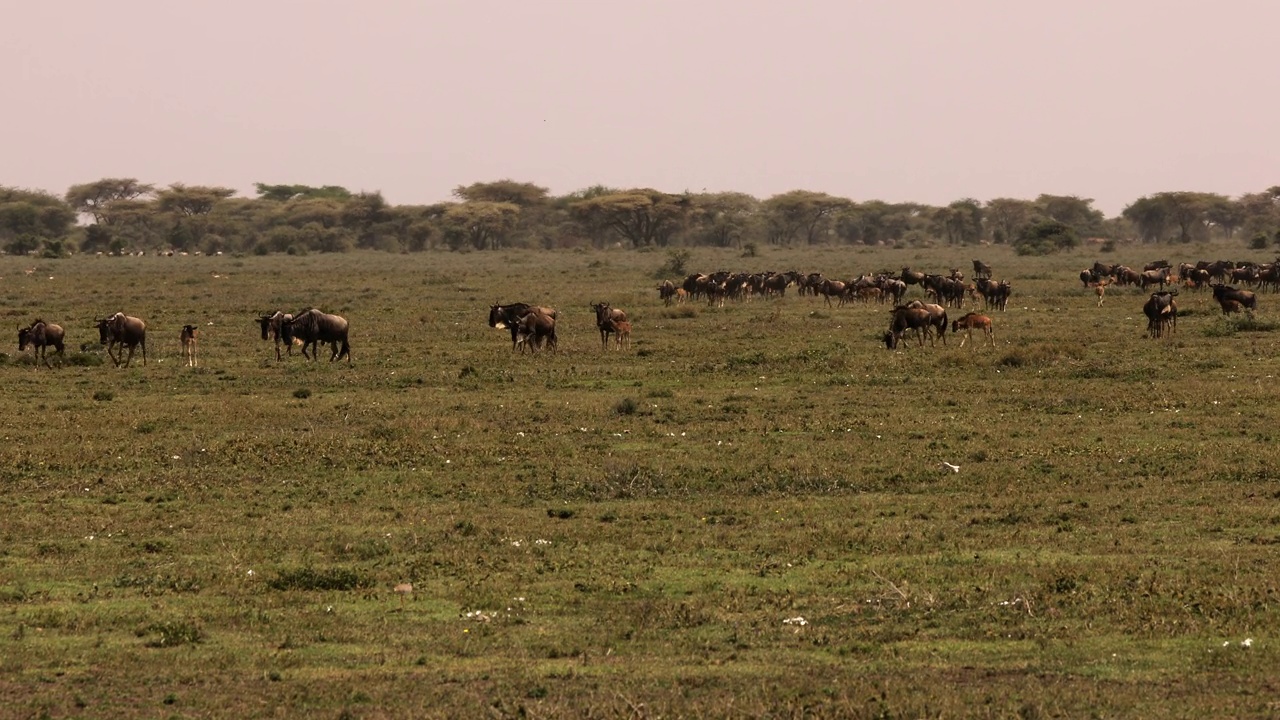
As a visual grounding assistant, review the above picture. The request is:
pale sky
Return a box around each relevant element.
[5,0,1276,216]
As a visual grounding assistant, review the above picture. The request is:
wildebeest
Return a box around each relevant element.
[181,325,199,367]
[591,303,628,350]
[951,312,994,348]
[1211,284,1257,314]
[972,259,993,280]
[258,311,298,360]
[1143,291,1178,339]
[1220,298,1244,315]
[657,280,677,305]
[489,303,558,350]
[286,309,350,362]
[885,305,935,349]
[1139,267,1172,291]
[18,319,65,368]
[96,312,147,367]
[513,308,557,352]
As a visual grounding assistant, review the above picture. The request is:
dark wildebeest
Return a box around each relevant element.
[657,280,677,305]
[591,302,628,350]
[972,259,993,280]
[286,309,350,362]
[900,267,926,287]
[951,312,995,348]
[1211,284,1257,315]
[514,309,557,353]
[181,325,199,367]
[18,319,65,368]
[490,303,558,350]
[1143,291,1178,339]
[257,311,297,360]
[97,312,147,367]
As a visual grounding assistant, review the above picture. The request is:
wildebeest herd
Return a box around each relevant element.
[13,255,1273,367]
[1080,258,1267,340]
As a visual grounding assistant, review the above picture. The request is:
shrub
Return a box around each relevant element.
[92,390,114,402]
[144,620,204,648]
[293,388,311,399]
[614,397,638,415]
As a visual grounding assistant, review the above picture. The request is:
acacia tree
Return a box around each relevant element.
[761,190,849,245]
[1162,192,1221,243]
[454,180,550,247]
[569,189,690,248]
[441,201,521,250]
[65,178,154,224]
[1034,195,1103,237]
[0,187,76,254]
[684,192,759,247]
[984,198,1036,244]
[154,184,237,249]
[932,198,984,245]
[254,183,352,202]
[1122,195,1172,243]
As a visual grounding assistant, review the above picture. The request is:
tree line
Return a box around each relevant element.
[2,179,1278,257]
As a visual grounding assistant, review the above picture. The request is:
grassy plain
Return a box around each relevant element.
[1,243,1279,718]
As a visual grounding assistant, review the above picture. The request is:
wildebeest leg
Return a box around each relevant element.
[107,339,121,367]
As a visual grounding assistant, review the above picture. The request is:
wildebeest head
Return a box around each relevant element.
[95,318,112,345]
[258,314,274,340]
[18,325,31,351]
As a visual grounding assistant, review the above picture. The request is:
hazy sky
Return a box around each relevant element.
[6,0,1277,215]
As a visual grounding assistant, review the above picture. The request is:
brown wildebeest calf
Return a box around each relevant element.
[602,318,631,350]
[951,312,994,348]
[18,319,65,368]
[181,325,199,367]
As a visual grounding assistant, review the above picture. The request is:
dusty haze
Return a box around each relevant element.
[5,0,1276,215]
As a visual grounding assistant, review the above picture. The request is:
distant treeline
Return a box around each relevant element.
[2,179,1278,257]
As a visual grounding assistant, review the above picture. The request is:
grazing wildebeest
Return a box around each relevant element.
[258,311,297,360]
[1143,291,1178,339]
[18,319,65,368]
[885,306,935,349]
[951,312,995,348]
[591,303,628,350]
[514,308,557,353]
[181,325,199,367]
[286,308,350,362]
[972,259,993,280]
[97,312,147,367]
[1211,284,1257,315]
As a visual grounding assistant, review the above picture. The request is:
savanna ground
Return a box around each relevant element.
[1,244,1279,719]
